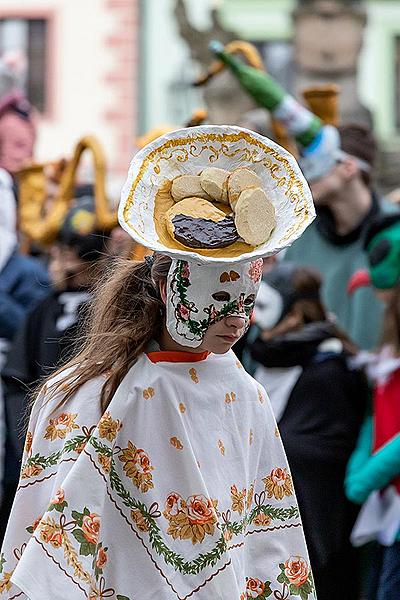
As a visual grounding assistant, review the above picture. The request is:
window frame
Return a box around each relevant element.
[0,8,56,120]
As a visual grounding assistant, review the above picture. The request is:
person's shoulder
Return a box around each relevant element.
[31,366,105,427]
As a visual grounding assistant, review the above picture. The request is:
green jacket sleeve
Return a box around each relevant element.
[345,416,400,504]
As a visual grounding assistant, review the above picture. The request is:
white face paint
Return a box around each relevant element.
[166,258,263,348]
[253,281,283,331]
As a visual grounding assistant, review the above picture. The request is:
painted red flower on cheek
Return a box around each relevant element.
[177,303,190,320]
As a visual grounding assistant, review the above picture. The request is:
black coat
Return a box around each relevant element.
[249,328,369,600]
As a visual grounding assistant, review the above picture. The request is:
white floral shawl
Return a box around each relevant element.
[0,350,317,600]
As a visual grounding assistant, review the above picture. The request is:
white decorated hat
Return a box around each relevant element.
[118,125,315,264]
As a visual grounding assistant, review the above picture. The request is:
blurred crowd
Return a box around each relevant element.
[0,41,399,600]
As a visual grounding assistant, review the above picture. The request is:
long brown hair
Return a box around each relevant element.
[42,253,172,412]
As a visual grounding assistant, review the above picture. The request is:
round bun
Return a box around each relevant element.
[234,188,276,246]
[171,175,211,201]
[227,168,262,210]
[200,167,230,204]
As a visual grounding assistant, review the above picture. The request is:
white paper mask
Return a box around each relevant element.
[253,280,284,331]
[166,258,263,348]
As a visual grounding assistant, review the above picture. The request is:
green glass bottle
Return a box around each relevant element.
[210,41,321,148]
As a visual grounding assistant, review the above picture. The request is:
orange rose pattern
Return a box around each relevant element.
[231,484,246,515]
[98,412,122,442]
[0,571,13,593]
[98,454,111,473]
[252,513,272,527]
[96,547,107,569]
[276,555,315,597]
[131,508,149,532]
[21,463,43,479]
[119,441,154,493]
[163,492,218,544]
[39,517,63,549]
[82,513,101,545]
[263,468,293,501]
[44,412,80,441]
[246,577,267,598]
[50,488,65,505]
[284,556,309,587]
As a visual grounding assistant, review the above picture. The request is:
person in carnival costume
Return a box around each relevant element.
[346,213,400,600]
[0,126,317,600]
[249,262,367,600]
[208,41,397,350]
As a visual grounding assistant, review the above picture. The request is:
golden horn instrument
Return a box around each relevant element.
[18,135,117,248]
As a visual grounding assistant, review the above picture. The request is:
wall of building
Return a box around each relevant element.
[0,0,139,196]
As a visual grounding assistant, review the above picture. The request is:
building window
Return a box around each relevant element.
[0,18,48,112]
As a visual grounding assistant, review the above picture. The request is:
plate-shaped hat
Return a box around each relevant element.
[119,125,315,264]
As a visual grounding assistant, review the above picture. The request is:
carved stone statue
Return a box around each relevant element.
[292,0,371,125]
[174,0,259,124]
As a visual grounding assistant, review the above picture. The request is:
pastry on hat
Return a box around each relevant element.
[200,167,230,204]
[166,197,239,249]
[227,168,262,210]
[119,125,316,263]
[171,175,211,202]
[234,188,276,246]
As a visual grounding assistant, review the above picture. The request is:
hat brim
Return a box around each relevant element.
[119,125,315,264]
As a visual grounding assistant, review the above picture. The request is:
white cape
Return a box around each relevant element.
[0,350,316,600]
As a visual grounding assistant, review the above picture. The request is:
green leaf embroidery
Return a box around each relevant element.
[277,572,286,584]
[0,553,6,574]
[71,510,84,527]
[79,541,96,557]
[72,529,86,543]
[299,588,309,600]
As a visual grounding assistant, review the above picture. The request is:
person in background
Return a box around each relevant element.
[0,48,43,341]
[284,124,398,350]
[0,50,35,177]
[0,194,110,542]
[345,214,400,600]
[0,51,36,273]
[248,261,368,600]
